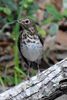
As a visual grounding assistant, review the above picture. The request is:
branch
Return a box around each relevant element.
[0,58,67,100]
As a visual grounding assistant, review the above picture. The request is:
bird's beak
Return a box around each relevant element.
[17,19,22,24]
[17,18,24,24]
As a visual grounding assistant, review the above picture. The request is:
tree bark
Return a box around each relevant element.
[0,58,67,100]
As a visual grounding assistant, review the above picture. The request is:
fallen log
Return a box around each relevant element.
[0,58,67,100]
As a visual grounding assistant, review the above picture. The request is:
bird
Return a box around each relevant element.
[18,18,43,78]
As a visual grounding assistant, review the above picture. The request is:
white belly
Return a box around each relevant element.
[21,41,43,62]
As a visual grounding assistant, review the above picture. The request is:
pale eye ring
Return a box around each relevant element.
[25,19,30,24]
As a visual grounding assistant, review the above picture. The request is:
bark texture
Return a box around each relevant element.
[0,58,67,100]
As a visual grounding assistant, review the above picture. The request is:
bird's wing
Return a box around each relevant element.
[18,31,29,65]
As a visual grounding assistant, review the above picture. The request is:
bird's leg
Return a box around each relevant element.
[27,62,31,80]
[37,60,41,76]
[37,63,41,81]
[37,64,40,74]
[37,60,41,78]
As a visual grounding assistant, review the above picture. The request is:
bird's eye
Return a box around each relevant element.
[25,19,30,24]
[26,20,29,23]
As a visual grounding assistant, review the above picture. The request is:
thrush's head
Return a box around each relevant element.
[18,18,36,35]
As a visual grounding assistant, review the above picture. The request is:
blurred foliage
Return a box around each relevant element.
[0,0,17,11]
[36,26,47,38]
[0,0,39,25]
[46,4,63,21]
[0,0,67,86]
[63,9,67,16]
